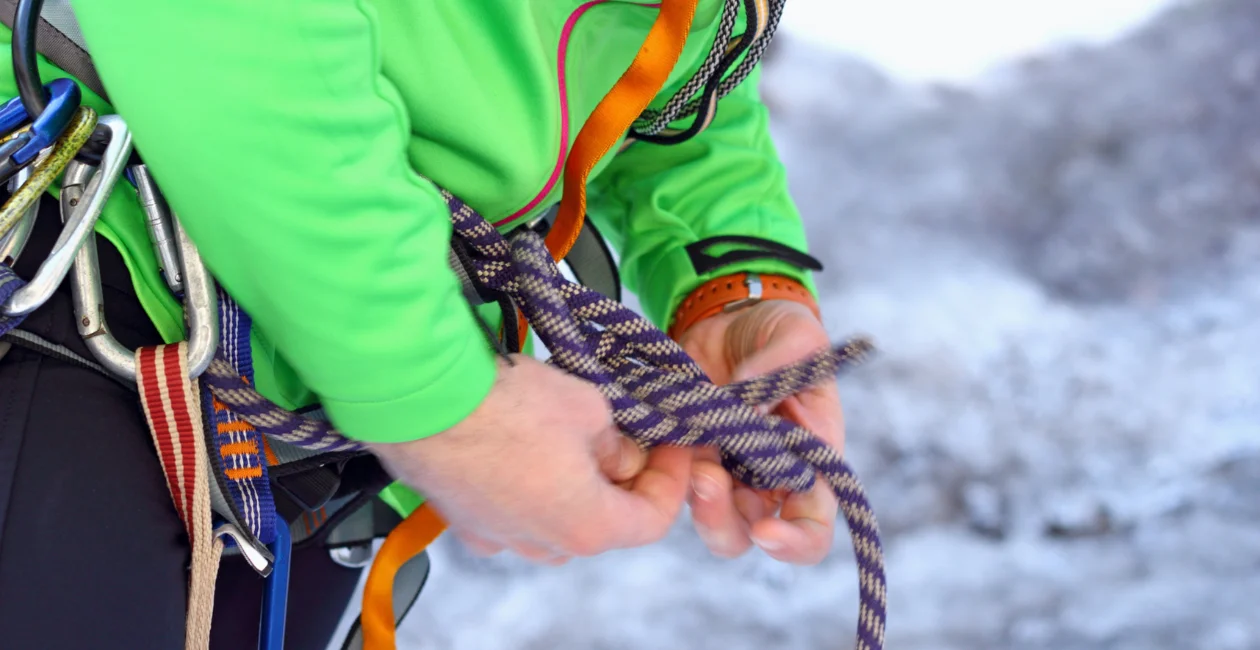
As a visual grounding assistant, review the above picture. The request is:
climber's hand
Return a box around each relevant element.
[673,299,843,565]
[366,354,690,564]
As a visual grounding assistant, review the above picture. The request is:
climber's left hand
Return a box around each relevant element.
[671,299,843,565]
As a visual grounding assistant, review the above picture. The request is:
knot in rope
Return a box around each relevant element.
[202,190,888,650]
[446,192,887,650]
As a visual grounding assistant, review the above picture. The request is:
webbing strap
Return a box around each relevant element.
[203,287,277,545]
[0,0,108,101]
[360,504,445,650]
[546,0,699,261]
[135,342,223,650]
[339,549,430,650]
[0,264,26,336]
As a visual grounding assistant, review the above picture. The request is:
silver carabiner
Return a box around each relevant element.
[130,164,184,295]
[1,111,125,317]
[0,165,40,265]
[68,122,218,381]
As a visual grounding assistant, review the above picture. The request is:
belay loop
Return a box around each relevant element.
[205,189,889,650]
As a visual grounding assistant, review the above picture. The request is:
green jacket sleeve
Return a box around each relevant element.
[586,65,818,331]
[67,0,497,443]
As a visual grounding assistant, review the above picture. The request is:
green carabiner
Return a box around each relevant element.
[0,105,96,240]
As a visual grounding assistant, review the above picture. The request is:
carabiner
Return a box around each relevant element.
[0,105,96,241]
[0,167,40,265]
[66,121,218,381]
[2,112,126,317]
[0,78,82,184]
[259,522,292,650]
[128,164,184,296]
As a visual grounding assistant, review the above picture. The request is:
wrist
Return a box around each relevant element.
[667,272,820,340]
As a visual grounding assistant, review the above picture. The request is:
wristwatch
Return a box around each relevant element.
[667,272,820,339]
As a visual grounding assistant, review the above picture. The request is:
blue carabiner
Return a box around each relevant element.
[259,522,292,650]
[0,78,81,182]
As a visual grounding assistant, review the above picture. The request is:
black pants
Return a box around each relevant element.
[0,198,362,649]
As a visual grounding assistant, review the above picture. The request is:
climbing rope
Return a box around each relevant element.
[202,191,888,650]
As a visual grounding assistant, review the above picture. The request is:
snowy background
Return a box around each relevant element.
[340,0,1260,647]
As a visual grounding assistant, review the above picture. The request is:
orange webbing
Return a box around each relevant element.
[360,5,701,643]
[544,0,700,261]
[362,504,448,650]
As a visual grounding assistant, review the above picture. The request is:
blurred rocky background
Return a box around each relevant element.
[372,0,1260,647]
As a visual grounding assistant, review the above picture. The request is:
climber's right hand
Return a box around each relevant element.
[366,354,692,564]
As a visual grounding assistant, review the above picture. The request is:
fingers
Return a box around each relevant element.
[576,445,692,554]
[689,458,753,558]
[748,477,838,565]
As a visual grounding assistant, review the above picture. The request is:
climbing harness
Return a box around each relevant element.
[0,0,889,648]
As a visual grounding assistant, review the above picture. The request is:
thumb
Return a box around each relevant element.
[593,425,648,482]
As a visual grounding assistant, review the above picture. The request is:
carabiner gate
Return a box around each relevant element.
[0,166,40,265]
[65,117,218,381]
[1,110,122,318]
[0,78,81,184]
[0,105,96,242]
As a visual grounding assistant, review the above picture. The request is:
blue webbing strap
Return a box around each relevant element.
[0,264,27,337]
[202,285,278,545]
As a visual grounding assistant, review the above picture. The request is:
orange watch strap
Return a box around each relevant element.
[668,272,820,340]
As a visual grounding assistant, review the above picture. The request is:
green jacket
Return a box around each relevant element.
[0,0,813,467]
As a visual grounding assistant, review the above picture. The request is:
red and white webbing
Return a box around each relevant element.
[136,342,223,650]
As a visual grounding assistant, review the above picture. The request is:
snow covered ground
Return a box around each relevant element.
[338,1,1260,648]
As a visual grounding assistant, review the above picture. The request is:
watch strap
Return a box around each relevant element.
[667,272,820,339]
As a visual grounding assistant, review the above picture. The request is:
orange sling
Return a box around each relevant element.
[361,1,698,646]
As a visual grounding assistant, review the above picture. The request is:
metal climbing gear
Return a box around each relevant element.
[0,167,39,265]
[0,103,93,241]
[1,110,120,319]
[127,163,184,295]
[65,155,218,380]
[0,76,80,183]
